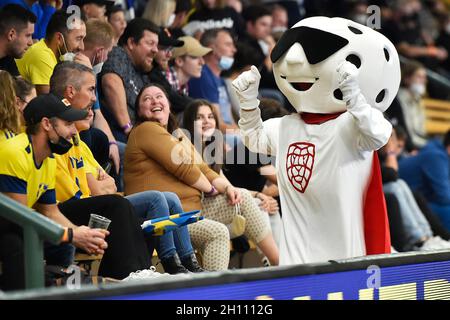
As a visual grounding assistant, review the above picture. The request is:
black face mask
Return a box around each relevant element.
[270,26,349,64]
[48,133,73,155]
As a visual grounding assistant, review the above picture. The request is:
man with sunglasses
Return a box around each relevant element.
[233,17,401,265]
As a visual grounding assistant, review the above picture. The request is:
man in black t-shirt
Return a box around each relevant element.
[0,4,36,76]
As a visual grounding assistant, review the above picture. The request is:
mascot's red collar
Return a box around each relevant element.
[300,112,345,124]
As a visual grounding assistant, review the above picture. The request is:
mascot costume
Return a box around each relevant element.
[232,17,401,265]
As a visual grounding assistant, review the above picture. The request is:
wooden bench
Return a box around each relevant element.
[423,98,450,135]
[74,253,103,276]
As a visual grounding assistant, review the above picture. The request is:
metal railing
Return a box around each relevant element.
[0,193,64,289]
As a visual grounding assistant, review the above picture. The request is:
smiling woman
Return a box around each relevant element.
[124,84,279,269]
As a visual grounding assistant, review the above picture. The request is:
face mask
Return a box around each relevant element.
[60,52,76,62]
[92,62,104,75]
[410,82,426,98]
[58,33,75,62]
[218,56,234,70]
[272,26,287,33]
[91,51,104,74]
[48,126,73,155]
[167,13,176,27]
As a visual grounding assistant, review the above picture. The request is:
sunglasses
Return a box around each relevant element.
[270,26,349,65]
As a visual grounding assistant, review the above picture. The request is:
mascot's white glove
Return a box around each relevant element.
[232,65,261,110]
[337,61,363,108]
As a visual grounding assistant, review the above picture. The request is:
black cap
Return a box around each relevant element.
[158,28,184,48]
[23,94,88,126]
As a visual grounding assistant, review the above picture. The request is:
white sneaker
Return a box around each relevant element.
[419,237,450,251]
[122,266,171,282]
[430,236,450,249]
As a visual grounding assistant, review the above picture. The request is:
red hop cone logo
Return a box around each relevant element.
[286,142,315,193]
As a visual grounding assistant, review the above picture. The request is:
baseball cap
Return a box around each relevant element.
[172,36,212,58]
[158,28,184,48]
[23,94,88,126]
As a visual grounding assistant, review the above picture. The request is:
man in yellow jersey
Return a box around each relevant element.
[0,93,108,290]
[15,10,89,95]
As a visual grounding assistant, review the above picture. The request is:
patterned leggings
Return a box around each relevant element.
[188,189,272,271]
[188,219,230,271]
[202,189,271,243]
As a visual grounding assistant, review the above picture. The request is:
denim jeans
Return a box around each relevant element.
[384,179,433,250]
[125,191,194,260]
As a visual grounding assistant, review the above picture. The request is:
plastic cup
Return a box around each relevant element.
[88,214,111,230]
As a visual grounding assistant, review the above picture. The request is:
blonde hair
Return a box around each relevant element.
[0,71,20,134]
[84,19,115,49]
[142,0,176,27]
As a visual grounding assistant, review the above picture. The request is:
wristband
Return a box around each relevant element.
[109,141,118,146]
[205,185,217,197]
[121,122,133,132]
[61,227,73,243]
[68,227,73,243]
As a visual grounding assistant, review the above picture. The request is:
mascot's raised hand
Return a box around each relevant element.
[232,65,261,110]
[337,60,361,105]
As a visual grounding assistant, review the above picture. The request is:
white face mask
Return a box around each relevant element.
[91,51,104,75]
[218,56,234,70]
[60,52,76,62]
[58,33,75,62]
[92,62,104,75]
[167,13,176,27]
[272,26,288,33]
[409,82,426,98]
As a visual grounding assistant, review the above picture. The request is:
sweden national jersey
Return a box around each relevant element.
[54,133,95,202]
[0,133,56,208]
[0,129,16,144]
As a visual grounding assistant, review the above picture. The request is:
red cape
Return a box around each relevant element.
[364,153,391,254]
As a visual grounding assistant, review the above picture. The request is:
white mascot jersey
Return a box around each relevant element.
[234,17,401,265]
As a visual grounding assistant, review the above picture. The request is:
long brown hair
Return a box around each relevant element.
[0,71,20,134]
[183,99,224,173]
[134,83,179,133]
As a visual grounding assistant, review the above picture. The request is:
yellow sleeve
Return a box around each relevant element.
[54,153,87,202]
[0,144,29,182]
[80,140,102,179]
